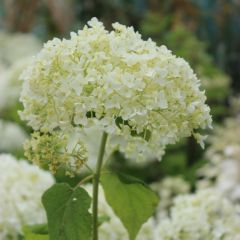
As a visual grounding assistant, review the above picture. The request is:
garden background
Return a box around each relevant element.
[0,0,240,239]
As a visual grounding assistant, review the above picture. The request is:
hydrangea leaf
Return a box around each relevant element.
[100,172,159,240]
[24,233,49,240]
[42,183,92,240]
[23,224,49,240]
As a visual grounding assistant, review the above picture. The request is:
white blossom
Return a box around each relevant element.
[151,176,190,218]
[156,190,240,240]
[20,18,211,171]
[0,120,27,152]
[198,118,240,203]
[0,154,54,240]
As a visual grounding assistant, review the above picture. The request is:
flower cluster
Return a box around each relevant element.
[157,190,240,240]
[24,131,87,176]
[20,18,211,168]
[0,120,27,152]
[151,176,190,218]
[0,154,54,240]
[198,117,240,203]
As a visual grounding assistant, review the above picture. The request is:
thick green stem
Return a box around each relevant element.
[92,131,108,240]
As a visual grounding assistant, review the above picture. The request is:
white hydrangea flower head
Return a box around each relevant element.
[20,17,211,170]
[0,154,54,240]
[0,120,27,152]
[151,176,190,218]
[83,184,157,240]
[156,189,240,240]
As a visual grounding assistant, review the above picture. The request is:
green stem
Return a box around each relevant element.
[75,174,94,189]
[92,131,108,240]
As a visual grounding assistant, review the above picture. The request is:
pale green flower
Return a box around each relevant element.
[24,131,87,176]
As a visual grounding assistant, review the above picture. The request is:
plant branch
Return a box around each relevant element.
[92,131,108,240]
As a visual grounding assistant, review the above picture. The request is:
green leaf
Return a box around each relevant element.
[24,233,49,240]
[100,172,159,240]
[42,183,92,240]
[23,225,49,240]
[23,224,48,234]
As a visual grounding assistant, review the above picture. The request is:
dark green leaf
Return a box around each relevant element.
[42,183,92,240]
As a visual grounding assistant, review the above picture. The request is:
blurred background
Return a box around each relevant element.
[0,0,240,187]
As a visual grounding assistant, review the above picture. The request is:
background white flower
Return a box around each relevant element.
[0,154,54,240]
[151,176,190,218]
[0,119,27,152]
[198,117,240,203]
[0,31,41,67]
[156,189,240,240]
[0,31,41,113]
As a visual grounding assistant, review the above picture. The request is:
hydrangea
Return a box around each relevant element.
[0,154,54,240]
[84,184,156,240]
[151,176,190,218]
[0,119,27,152]
[156,190,240,240]
[20,18,211,172]
[198,117,240,203]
